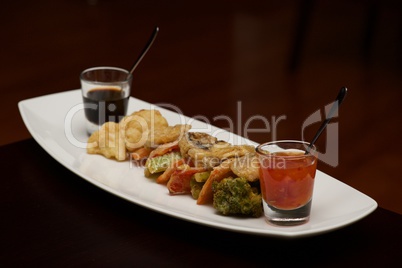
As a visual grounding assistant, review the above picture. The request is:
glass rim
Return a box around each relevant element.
[255,140,317,158]
[80,66,132,84]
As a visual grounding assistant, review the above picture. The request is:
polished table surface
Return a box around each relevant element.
[1,139,401,266]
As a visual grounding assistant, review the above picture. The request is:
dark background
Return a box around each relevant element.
[1,0,401,214]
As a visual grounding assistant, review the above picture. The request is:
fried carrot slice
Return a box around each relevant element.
[131,147,153,160]
[156,158,186,184]
[196,159,234,205]
[148,140,180,159]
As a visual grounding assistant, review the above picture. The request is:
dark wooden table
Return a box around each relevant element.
[1,139,401,266]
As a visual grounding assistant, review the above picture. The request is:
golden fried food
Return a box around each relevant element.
[122,113,151,151]
[197,158,234,204]
[126,109,168,133]
[230,154,260,182]
[123,109,168,151]
[179,132,218,158]
[87,122,126,161]
[87,109,191,160]
[146,124,191,148]
[123,109,191,151]
[179,132,255,169]
[196,154,259,204]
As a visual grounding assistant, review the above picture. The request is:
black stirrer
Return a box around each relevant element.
[305,87,348,154]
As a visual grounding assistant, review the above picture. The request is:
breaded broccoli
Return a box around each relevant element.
[212,177,263,218]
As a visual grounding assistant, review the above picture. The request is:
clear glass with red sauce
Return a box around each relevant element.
[256,141,318,226]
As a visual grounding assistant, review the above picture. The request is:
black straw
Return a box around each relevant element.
[305,87,348,154]
[129,26,159,75]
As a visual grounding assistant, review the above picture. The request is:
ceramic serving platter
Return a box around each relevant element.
[18,90,377,238]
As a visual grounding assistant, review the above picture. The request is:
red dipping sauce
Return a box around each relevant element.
[259,151,317,210]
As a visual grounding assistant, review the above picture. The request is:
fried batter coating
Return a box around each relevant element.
[179,132,255,169]
[123,113,151,151]
[230,154,260,182]
[197,158,234,204]
[179,132,218,158]
[87,109,191,160]
[87,122,126,161]
[123,109,191,150]
[147,124,191,148]
[189,142,255,169]
[197,154,259,205]
[126,109,169,132]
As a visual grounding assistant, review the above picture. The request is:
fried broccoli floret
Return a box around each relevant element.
[212,177,263,218]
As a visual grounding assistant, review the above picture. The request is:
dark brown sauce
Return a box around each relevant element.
[83,88,128,125]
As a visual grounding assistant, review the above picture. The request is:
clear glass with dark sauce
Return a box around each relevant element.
[80,67,132,135]
[83,87,129,125]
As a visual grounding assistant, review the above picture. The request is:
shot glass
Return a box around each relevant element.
[80,66,132,135]
[256,140,318,226]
